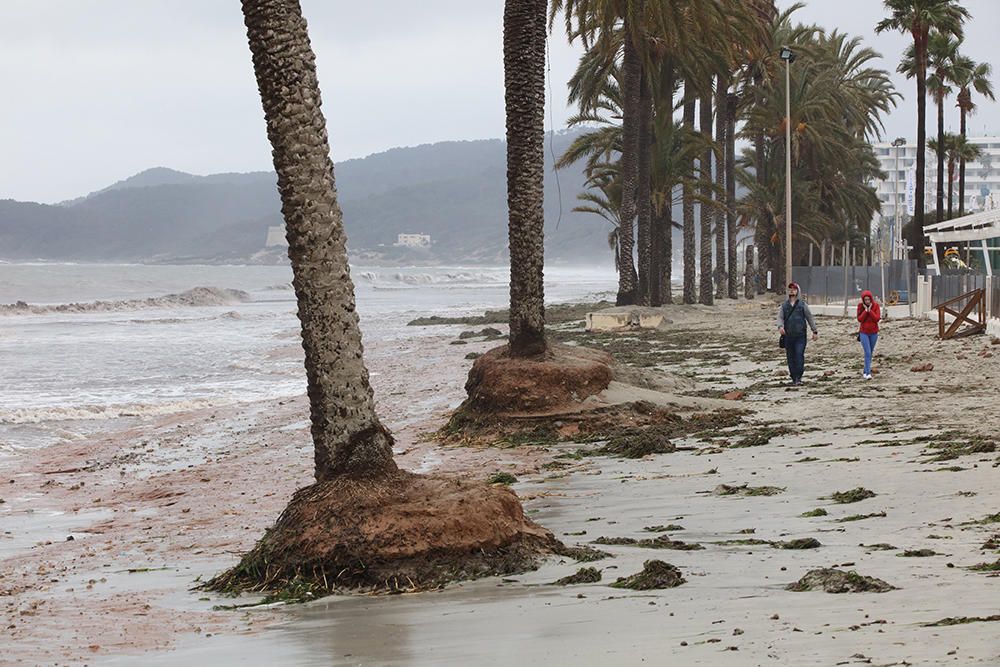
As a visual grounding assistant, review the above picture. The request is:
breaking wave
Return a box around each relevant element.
[354,271,506,287]
[0,286,252,316]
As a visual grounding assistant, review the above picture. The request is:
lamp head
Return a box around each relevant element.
[891,137,906,147]
[779,46,796,62]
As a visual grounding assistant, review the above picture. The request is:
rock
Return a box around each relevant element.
[910,363,934,372]
[722,391,744,401]
[823,370,835,377]
[464,352,482,360]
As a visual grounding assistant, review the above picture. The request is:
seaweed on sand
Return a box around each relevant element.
[787,568,896,593]
[552,567,602,585]
[609,560,685,590]
[827,487,877,504]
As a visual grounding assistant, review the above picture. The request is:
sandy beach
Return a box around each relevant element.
[3,297,999,666]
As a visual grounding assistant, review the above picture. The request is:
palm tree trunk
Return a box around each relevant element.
[935,94,945,222]
[698,87,714,306]
[504,0,547,357]
[913,32,928,267]
[725,91,738,299]
[636,73,653,306]
[682,87,696,304]
[241,0,395,482]
[714,74,727,300]
[947,158,955,220]
[959,106,967,216]
[617,29,641,306]
[752,72,768,293]
[658,206,673,304]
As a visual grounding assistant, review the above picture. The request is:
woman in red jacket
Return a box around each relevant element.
[857,290,880,380]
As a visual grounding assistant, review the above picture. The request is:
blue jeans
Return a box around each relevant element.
[860,333,878,375]
[785,334,807,382]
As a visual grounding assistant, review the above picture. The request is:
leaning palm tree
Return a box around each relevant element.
[213,0,554,599]
[953,55,994,215]
[876,0,970,264]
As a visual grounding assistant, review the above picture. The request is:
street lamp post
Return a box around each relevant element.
[892,137,906,261]
[780,46,795,288]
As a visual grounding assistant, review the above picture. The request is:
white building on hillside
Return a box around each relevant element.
[394,233,432,248]
[871,136,1000,256]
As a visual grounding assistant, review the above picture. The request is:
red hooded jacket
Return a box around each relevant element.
[856,290,880,335]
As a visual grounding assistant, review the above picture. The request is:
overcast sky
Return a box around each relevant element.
[2,0,998,203]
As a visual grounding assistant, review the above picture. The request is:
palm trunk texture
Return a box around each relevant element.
[241,0,396,482]
[504,0,547,357]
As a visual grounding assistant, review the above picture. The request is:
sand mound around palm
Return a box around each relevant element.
[462,343,614,414]
[207,471,558,598]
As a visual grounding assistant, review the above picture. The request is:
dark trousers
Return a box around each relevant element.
[785,334,807,382]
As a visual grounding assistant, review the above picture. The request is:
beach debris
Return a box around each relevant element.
[777,538,822,550]
[486,472,518,485]
[923,614,1000,627]
[800,508,828,517]
[910,363,934,372]
[787,568,896,593]
[722,391,744,401]
[593,536,703,551]
[712,484,784,497]
[968,559,1000,572]
[860,543,897,551]
[609,560,685,590]
[597,430,676,458]
[552,567,602,586]
[836,512,887,523]
[897,549,939,557]
[464,352,482,360]
[729,426,795,449]
[555,545,612,563]
[981,535,1000,551]
[643,524,684,533]
[827,487,877,504]
[458,327,504,340]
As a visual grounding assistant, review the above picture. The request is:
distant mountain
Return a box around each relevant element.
[0,132,681,265]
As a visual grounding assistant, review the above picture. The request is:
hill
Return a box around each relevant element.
[0,132,680,265]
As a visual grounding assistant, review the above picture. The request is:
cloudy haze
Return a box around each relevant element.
[2,0,998,203]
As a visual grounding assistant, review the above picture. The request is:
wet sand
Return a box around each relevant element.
[3,299,999,665]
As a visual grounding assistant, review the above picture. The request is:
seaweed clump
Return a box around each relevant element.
[552,567,602,586]
[828,487,877,504]
[787,568,896,593]
[609,560,685,590]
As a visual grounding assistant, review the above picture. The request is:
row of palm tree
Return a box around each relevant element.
[897,22,993,225]
[556,1,901,301]
[877,0,976,263]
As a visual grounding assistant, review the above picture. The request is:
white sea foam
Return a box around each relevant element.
[0,286,251,316]
[0,400,221,425]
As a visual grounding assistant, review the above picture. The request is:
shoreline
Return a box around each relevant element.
[3,299,1000,665]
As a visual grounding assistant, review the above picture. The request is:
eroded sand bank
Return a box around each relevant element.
[3,299,999,665]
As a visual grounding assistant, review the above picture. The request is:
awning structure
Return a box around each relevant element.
[924,208,1000,276]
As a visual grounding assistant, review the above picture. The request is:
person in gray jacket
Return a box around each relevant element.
[776,282,818,386]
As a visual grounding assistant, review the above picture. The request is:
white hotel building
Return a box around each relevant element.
[871,137,1000,256]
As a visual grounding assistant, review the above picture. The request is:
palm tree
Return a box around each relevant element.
[714,73,729,300]
[217,0,554,599]
[241,0,394,482]
[929,133,982,219]
[900,30,961,223]
[876,0,970,264]
[698,86,715,305]
[681,88,697,303]
[505,0,548,356]
[953,55,994,215]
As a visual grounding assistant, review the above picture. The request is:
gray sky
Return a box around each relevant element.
[2,0,998,203]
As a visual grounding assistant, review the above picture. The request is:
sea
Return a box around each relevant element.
[0,263,616,454]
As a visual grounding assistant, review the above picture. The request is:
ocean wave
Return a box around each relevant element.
[0,399,222,425]
[355,271,506,286]
[0,286,252,316]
